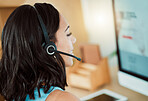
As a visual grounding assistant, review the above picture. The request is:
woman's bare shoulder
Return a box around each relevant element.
[46,90,80,101]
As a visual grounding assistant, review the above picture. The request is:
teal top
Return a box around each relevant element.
[25,86,64,101]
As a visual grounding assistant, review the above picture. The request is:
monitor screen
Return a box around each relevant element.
[113,0,148,81]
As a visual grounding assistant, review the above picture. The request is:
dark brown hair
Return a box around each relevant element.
[0,3,67,101]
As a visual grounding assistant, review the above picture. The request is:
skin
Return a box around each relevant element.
[46,90,80,101]
[55,14,76,67]
[46,15,80,101]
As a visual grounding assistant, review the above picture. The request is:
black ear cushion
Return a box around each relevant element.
[49,41,57,50]
[44,42,57,55]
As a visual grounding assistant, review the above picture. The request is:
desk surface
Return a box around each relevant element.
[66,67,148,101]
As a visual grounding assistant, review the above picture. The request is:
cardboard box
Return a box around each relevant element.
[68,57,110,90]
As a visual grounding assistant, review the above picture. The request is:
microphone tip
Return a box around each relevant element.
[77,58,81,61]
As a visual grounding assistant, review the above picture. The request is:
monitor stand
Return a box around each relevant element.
[118,71,148,96]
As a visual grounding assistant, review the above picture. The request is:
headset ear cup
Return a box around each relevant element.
[44,42,57,55]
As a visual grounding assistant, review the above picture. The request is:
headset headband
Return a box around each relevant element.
[33,6,50,44]
[33,5,57,55]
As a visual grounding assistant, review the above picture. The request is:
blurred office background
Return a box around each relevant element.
[1,1,148,101]
[0,0,117,67]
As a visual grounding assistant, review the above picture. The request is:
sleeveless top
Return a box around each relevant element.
[25,86,64,101]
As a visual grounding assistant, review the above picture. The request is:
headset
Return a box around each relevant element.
[33,6,81,61]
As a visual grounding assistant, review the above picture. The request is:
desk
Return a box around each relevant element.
[66,67,148,101]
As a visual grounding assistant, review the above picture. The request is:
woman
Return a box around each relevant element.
[0,3,80,101]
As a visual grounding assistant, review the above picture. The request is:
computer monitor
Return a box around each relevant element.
[112,0,148,96]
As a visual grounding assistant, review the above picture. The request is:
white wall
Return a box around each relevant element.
[81,0,117,67]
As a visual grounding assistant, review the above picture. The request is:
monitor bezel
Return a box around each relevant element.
[112,0,148,81]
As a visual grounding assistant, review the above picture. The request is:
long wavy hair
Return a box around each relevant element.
[0,3,67,101]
